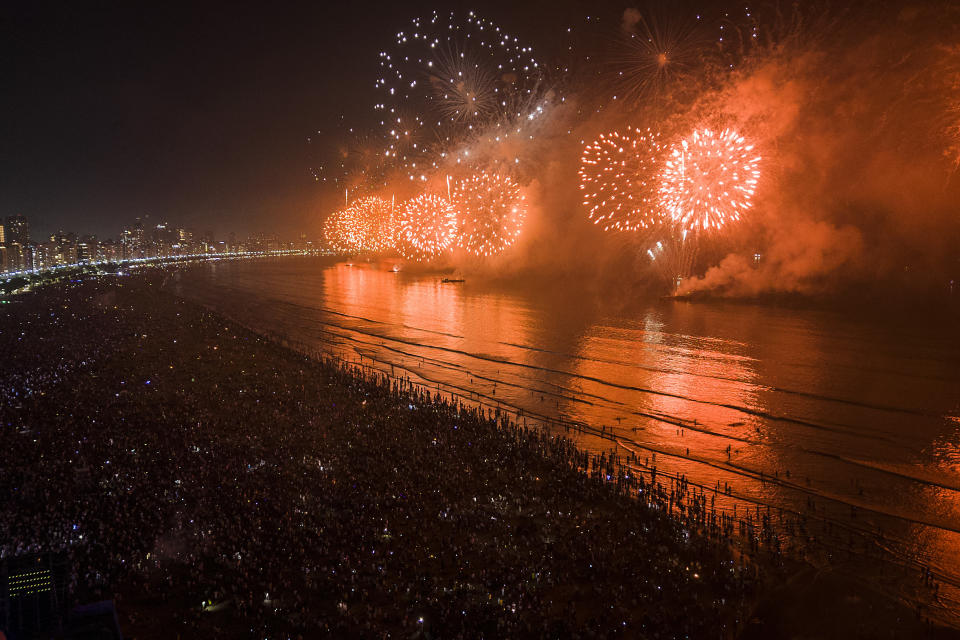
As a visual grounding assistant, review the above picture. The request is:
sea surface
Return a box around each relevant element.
[171,256,960,623]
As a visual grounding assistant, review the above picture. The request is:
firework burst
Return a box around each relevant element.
[451,171,526,257]
[323,196,398,253]
[376,10,544,179]
[351,196,399,252]
[322,209,343,251]
[579,128,665,232]
[612,10,705,105]
[397,193,458,261]
[659,128,761,233]
[324,206,370,253]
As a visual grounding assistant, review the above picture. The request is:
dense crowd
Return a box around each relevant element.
[0,277,761,638]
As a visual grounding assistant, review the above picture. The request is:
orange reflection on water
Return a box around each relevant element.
[915,417,960,622]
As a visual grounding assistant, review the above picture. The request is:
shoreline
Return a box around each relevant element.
[179,286,960,638]
[171,260,960,630]
[1,276,957,637]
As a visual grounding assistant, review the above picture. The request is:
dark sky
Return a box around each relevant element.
[1,0,611,241]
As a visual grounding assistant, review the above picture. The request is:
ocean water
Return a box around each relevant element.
[172,256,960,623]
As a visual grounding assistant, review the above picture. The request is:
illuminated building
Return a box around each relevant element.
[4,215,30,245]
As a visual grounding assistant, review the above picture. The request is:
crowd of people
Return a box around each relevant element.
[0,276,765,637]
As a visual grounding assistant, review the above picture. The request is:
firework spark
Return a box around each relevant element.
[397,193,458,261]
[324,207,369,253]
[645,231,698,289]
[352,196,399,252]
[451,171,526,257]
[376,10,544,179]
[309,124,389,193]
[613,10,704,105]
[323,196,399,253]
[579,128,665,232]
[659,128,761,233]
[322,209,342,251]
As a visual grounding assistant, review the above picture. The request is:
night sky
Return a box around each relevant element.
[1,0,605,240]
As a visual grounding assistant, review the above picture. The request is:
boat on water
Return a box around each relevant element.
[441,278,465,283]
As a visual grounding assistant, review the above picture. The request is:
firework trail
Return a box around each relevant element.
[451,171,526,257]
[645,232,699,289]
[397,193,459,261]
[659,128,761,233]
[579,128,665,232]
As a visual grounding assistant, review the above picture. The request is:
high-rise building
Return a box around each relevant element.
[6,243,26,272]
[5,215,30,245]
[77,235,98,263]
[1,217,30,272]
[133,218,145,258]
[101,239,121,262]
[151,222,177,258]
[121,218,147,260]
[28,244,43,270]
[45,231,77,266]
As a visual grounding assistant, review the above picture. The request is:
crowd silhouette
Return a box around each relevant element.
[1,277,760,638]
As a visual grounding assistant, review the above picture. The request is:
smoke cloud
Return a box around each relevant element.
[669,3,960,299]
[324,2,960,302]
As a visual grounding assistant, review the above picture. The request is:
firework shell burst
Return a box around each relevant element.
[351,196,399,252]
[324,207,369,252]
[376,10,544,180]
[322,210,343,251]
[579,128,665,232]
[451,172,526,257]
[397,193,459,261]
[659,128,761,233]
[323,196,398,253]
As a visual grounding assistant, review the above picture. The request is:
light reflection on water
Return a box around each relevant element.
[175,257,960,623]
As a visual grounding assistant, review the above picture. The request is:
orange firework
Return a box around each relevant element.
[323,208,364,252]
[659,128,761,232]
[324,197,400,253]
[351,196,399,252]
[579,128,665,232]
[451,172,526,257]
[397,193,458,261]
[322,210,342,251]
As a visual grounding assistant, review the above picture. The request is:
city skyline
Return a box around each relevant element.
[0,211,318,273]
